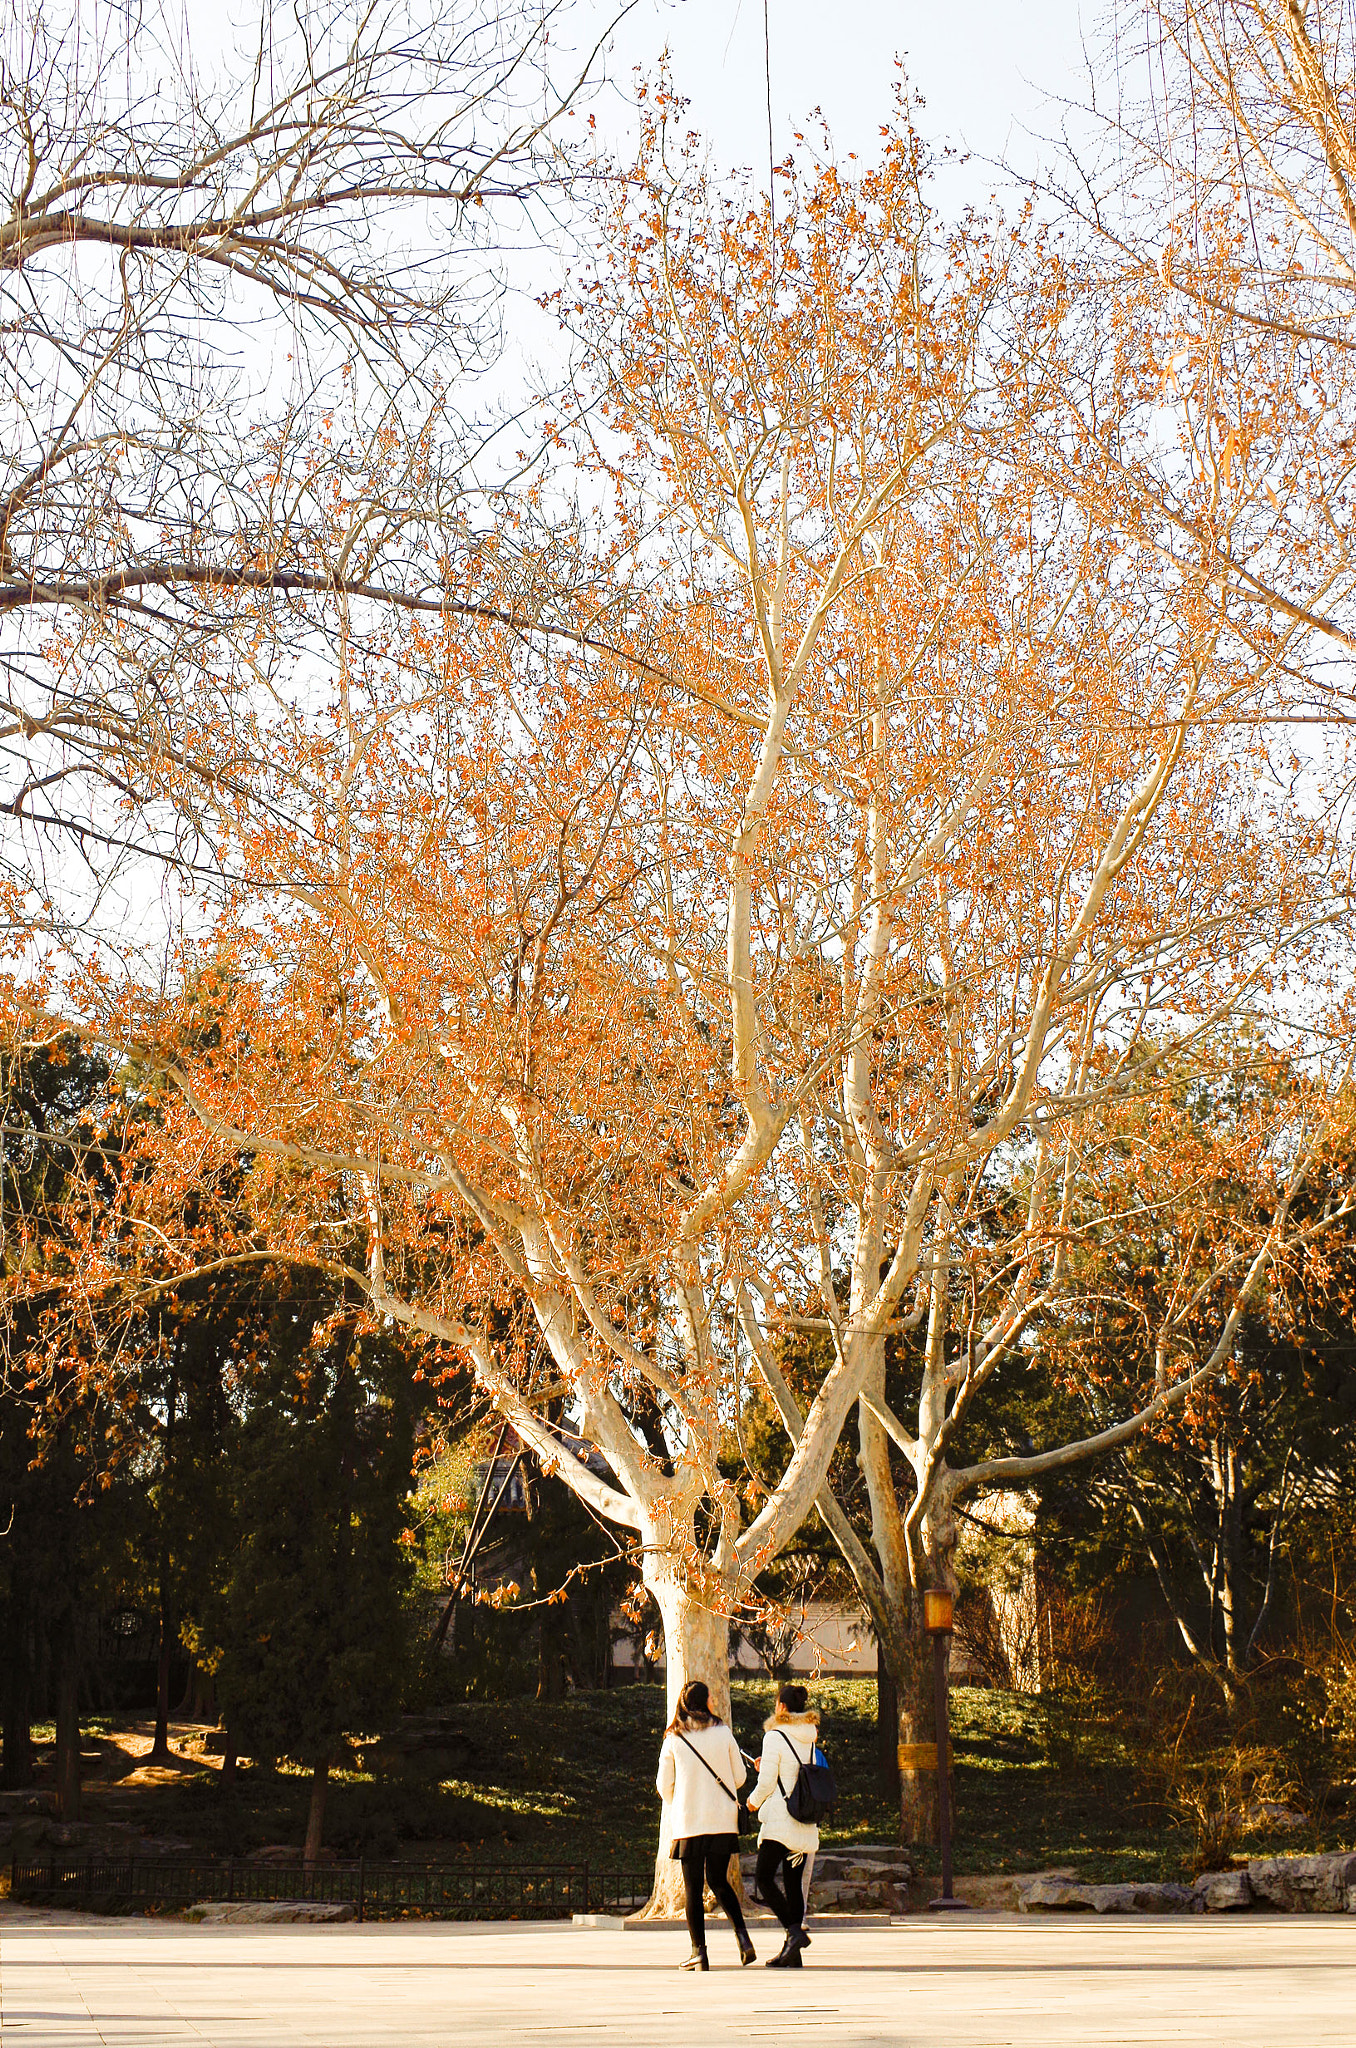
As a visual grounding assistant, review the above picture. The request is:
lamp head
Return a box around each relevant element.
[922,1586,954,1636]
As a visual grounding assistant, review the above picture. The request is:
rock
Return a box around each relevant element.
[1193,1870,1253,1912]
[1017,1878,1096,1912]
[0,1791,52,1814]
[1017,1876,1192,1915]
[1088,1883,1194,1914]
[1247,1853,1356,1913]
[954,1874,1022,1911]
[185,1901,355,1924]
[1011,1870,1077,1911]
[741,1848,912,1914]
[1235,1800,1307,1833]
[9,1818,190,1863]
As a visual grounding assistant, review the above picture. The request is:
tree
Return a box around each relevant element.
[134,1279,260,1761]
[212,1275,417,1864]
[1023,1066,1356,1715]
[16,88,1353,1878]
[0,1037,144,1810]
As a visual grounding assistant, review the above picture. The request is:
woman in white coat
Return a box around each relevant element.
[655,1679,756,1971]
[746,1682,820,1968]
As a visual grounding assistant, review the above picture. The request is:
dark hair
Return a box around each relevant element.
[667,1678,722,1734]
[777,1683,809,1715]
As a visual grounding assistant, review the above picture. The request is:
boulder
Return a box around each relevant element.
[1086,1883,1194,1914]
[0,1791,52,1814]
[1235,1799,1307,1833]
[1200,1869,1254,1911]
[745,1846,913,1914]
[1017,1877,1096,1912]
[1017,1876,1192,1914]
[1247,1854,1356,1913]
[185,1901,355,1924]
[954,1874,1023,1911]
[9,1817,192,1863]
[1193,1870,1253,1913]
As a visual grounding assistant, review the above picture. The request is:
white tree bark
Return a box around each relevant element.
[632,1568,739,1922]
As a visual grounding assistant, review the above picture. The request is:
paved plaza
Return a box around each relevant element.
[2,1907,1354,2047]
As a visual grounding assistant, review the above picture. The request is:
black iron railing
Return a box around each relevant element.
[8,1855,653,1922]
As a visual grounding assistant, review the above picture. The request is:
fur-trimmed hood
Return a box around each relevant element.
[763,1709,820,1732]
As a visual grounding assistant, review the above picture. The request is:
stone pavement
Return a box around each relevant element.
[1,1904,1353,2047]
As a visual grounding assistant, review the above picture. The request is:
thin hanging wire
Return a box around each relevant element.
[764,0,775,240]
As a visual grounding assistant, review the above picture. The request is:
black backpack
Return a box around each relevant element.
[778,1730,837,1823]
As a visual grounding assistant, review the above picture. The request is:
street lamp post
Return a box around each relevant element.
[922,1586,966,1911]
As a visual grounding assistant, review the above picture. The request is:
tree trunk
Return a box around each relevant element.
[876,1640,899,1802]
[303,1759,329,1866]
[536,1612,566,1700]
[190,1665,215,1723]
[866,1586,954,1848]
[152,1374,179,1761]
[2,1598,33,1789]
[53,1617,82,1821]
[633,1573,736,1920]
[893,1619,942,1847]
[151,1581,173,1762]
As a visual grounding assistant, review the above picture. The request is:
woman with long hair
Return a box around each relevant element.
[655,1679,756,1971]
[746,1682,820,1968]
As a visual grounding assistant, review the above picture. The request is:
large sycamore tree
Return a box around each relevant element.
[14,98,1352,1869]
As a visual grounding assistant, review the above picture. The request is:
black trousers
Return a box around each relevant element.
[678,1836,748,1951]
[755,1839,806,1933]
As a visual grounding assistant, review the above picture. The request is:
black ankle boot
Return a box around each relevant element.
[766,1932,798,1968]
[681,1945,709,1971]
[738,1935,757,1966]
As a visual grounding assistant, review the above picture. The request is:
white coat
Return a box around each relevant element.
[746,1715,821,1854]
[655,1718,746,1841]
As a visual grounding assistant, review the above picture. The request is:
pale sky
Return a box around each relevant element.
[582,0,1103,201]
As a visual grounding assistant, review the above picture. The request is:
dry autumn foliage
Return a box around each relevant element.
[1032,1057,1356,1717]
[9,86,1355,1870]
[1055,0,1356,719]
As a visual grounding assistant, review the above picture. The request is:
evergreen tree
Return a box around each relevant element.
[0,1038,140,1808]
[212,1278,417,1860]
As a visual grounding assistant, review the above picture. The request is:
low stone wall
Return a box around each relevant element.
[1005,1853,1356,1916]
[3,1805,193,1866]
[744,1844,913,1915]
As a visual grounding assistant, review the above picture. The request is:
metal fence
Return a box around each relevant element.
[8,1855,653,1922]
